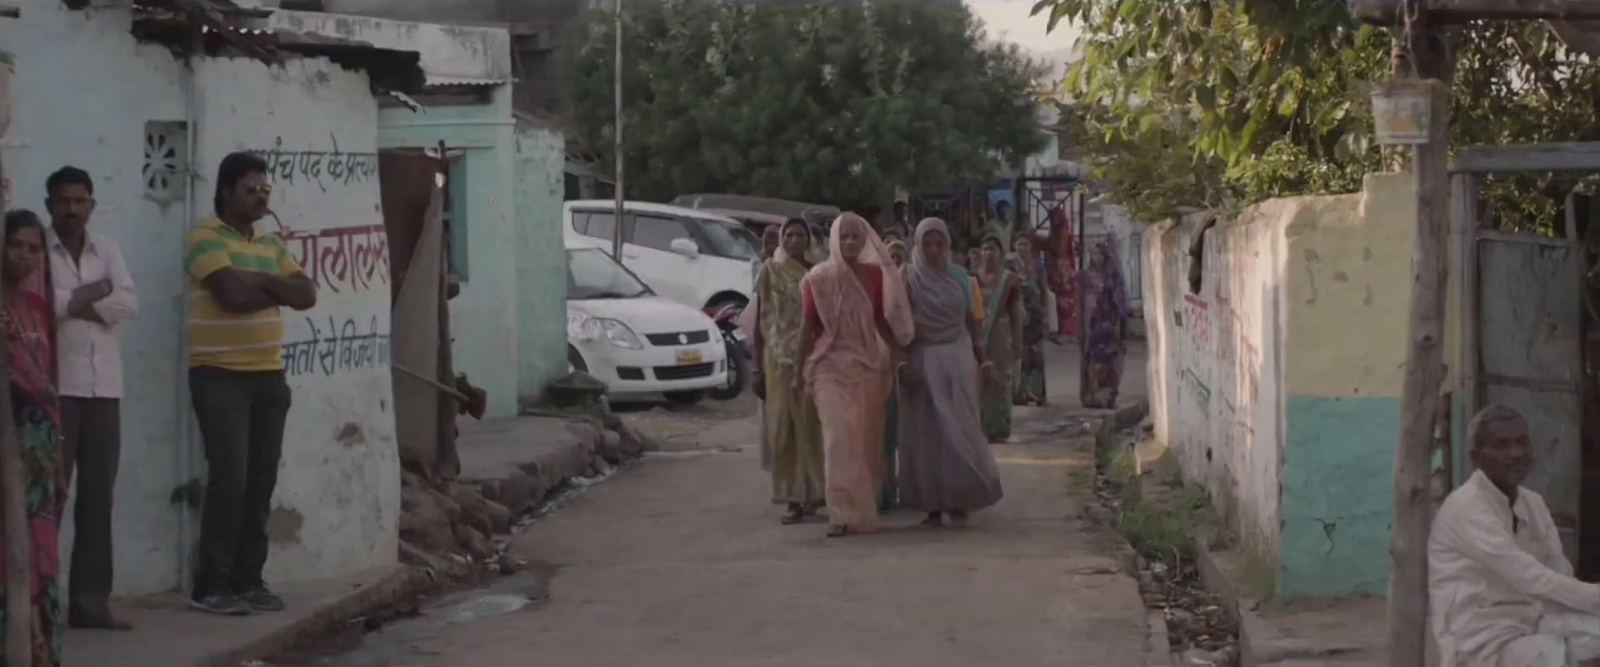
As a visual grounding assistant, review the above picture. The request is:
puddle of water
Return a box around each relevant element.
[284,565,557,666]
[439,593,533,624]
[640,445,745,459]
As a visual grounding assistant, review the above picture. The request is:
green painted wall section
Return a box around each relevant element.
[515,125,570,406]
[379,95,519,417]
[1279,394,1398,598]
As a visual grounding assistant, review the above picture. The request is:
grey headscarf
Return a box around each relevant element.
[905,217,970,345]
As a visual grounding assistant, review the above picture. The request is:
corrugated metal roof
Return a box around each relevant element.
[425,74,513,87]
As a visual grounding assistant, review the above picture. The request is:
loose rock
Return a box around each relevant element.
[454,523,494,560]
[597,429,624,464]
[450,484,495,536]
[400,484,457,552]
[482,497,514,534]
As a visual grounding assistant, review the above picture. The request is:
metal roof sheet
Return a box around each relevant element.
[424,74,513,87]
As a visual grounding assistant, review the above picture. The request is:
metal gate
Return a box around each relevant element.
[1452,152,1589,563]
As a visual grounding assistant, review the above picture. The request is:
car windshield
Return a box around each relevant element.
[567,248,652,300]
[692,216,759,260]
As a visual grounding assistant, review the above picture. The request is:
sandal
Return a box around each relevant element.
[780,504,806,525]
[826,524,851,538]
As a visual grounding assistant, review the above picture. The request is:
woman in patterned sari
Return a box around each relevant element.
[1079,240,1130,409]
[1010,232,1047,406]
[752,219,824,525]
[798,213,914,537]
[974,229,1022,443]
[0,210,63,667]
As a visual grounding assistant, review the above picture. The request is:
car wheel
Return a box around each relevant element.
[663,390,705,407]
[568,345,588,374]
[708,341,747,401]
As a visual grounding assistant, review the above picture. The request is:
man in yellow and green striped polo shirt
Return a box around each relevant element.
[183,152,317,618]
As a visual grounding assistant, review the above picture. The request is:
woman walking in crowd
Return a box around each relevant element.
[797,213,913,537]
[753,226,781,290]
[1010,232,1048,406]
[0,210,64,667]
[897,218,1003,527]
[886,238,908,268]
[1080,241,1130,409]
[975,229,1022,443]
[752,219,825,525]
[1046,209,1078,343]
[878,237,911,511]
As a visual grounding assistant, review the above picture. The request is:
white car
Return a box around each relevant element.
[565,246,729,405]
[562,200,760,312]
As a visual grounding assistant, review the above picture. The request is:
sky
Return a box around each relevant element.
[964,0,1081,62]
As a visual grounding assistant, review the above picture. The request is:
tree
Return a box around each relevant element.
[563,1,1048,210]
[1034,0,1600,230]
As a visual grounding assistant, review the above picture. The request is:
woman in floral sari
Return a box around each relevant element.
[752,219,824,525]
[897,218,1003,526]
[0,210,63,667]
[1079,240,1130,409]
[975,229,1022,443]
[798,213,914,537]
[1010,232,1048,406]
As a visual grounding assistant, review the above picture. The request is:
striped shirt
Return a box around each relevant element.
[184,217,303,371]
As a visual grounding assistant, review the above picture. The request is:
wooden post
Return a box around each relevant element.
[610,0,625,261]
[1388,5,1453,665]
[0,149,28,667]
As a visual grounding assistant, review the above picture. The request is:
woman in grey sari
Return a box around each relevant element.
[897,218,1004,526]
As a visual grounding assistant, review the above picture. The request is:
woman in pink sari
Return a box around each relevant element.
[797,213,914,537]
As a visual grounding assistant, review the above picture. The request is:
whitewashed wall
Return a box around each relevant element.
[0,3,193,596]
[1142,210,1285,563]
[194,57,400,583]
[3,2,400,595]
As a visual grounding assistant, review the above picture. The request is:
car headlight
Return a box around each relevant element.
[600,319,644,349]
[567,312,644,350]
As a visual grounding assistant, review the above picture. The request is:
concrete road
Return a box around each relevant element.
[315,341,1153,667]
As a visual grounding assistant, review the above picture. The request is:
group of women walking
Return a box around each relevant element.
[747,211,1129,538]
[750,215,1004,535]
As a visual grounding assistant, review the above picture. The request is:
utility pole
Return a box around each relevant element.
[611,0,625,260]
[1384,3,1452,664]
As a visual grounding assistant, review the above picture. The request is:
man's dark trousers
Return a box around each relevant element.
[60,396,121,621]
[189,366,291,597]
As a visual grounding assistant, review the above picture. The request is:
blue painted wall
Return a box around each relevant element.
[514,124,569,406]
[1279,394,1399,597]
[380,92,519,417]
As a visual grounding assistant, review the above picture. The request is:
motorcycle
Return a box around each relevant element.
[704,302,750,401]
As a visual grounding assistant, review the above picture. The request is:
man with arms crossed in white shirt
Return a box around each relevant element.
[1431,404,1600,667]
[44,166,137,630]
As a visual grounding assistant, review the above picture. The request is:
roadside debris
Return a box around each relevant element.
[1092,415,1240,667]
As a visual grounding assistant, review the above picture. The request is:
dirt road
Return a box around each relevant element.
[308,342,1153,667]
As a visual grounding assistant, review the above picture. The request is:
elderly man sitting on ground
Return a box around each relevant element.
[1430,404,1600,667]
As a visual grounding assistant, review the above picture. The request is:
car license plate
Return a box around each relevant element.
[676,349,703,364]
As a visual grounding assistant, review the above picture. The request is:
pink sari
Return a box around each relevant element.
[801,214,914,532]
